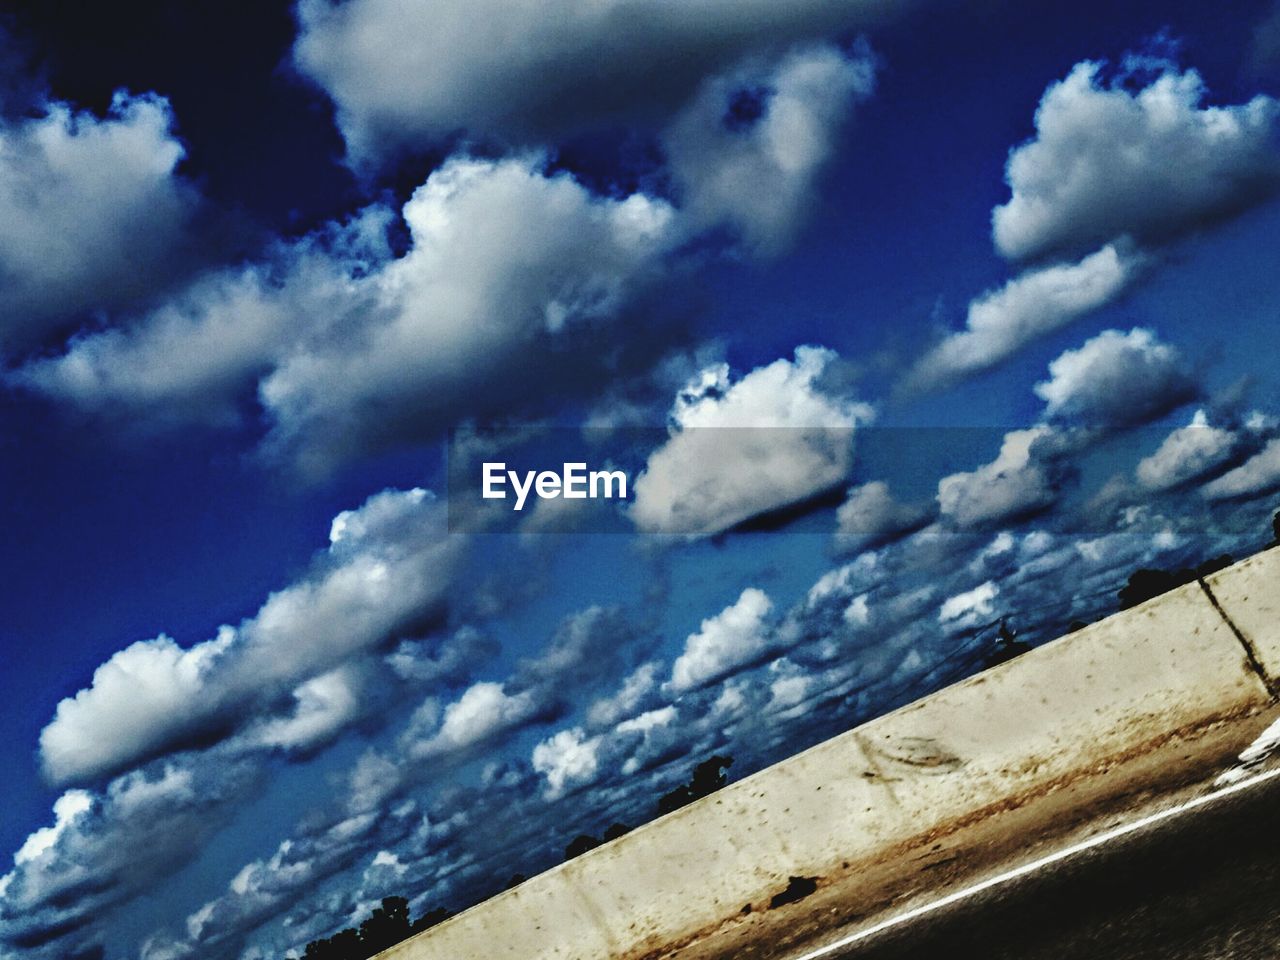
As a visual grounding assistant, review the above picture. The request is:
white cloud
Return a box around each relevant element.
[664,44,875,254]
[385,626,498,687]
[1201,437,1280,500]
[410,682,539,758]
[1034,327,1196,428]
[993,59,1280,262]
[39,488,463,785]
[632,347,872,536]
[904,54,1280,395]
[260,156,679,470]
[0,92,200,351]
[904,243,1147,392]
[668,587,773,693]
[834,480,929,548]
[11,790,93,868]
[531,728,602,798]
[1136,409,1237,490]
[17,211,391,426]
[293,0,905,163]
[39,631,233,786]
[804,552,879,608]
[938,580,999,628]
[23,155,679,472]
[21,76,876,466]
[843,594,871,626]
[615,705,677,736]
[586,661,661,728]
[937,427,1060,529]
[238,667,363,753]
[766,659,811,712]
[512,605,637,695]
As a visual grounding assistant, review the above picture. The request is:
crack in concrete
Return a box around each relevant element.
[1198,577,1279,701]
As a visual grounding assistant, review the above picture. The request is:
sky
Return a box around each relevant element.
[2,1,1280,957]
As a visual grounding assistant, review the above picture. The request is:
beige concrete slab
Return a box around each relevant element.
[1204,545,1280,685]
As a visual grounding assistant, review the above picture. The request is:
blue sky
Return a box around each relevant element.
[2,2,1280,958]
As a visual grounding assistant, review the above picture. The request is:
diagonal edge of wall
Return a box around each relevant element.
[1203,546,1280,691]
[378,548,1277,960]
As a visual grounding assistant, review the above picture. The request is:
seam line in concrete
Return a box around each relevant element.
[1198,577,1278,701]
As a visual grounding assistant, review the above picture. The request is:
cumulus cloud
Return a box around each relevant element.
[664,43,875,254]
[408,682,540,758]
[531,728,602,798]
[39,488,464,785]
[396,606,636,768]
[1201,437,1280,500]
[993,59,1280,263]
[236,667,364,754]
[668,587,773,693]
[905,54,1280,395]
[631,347,873,536]
[26,156,679,471]
[928,328,1194,531]
[511,605,640,697]
[0,91,201,351]
[903,242,1148,392]
[131,604,647,960]
[292,0,907,163]
[1034,327,1197,428]
[18,211,391,426]
[10,791,92,869]
[259,157,678,470]
[834,480,930,550]
[37,631,234,789]
[938,580,999,628]
[385,626,499,686]
[937,427,1062,529]
[585,661,661,728]
[1136,409,1238,491]
[21,66,874,468]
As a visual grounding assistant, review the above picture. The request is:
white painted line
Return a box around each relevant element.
[792,765,1280,960]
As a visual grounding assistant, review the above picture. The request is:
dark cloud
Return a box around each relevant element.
[293,0,908,165]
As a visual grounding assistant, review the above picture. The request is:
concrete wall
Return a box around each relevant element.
[379,549,1277,960]
[1205,546,1280,687]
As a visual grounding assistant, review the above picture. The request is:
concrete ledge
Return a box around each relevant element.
[1204,546,1280,687]
[378,550,1277,960]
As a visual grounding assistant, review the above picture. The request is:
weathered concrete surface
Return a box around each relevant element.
[675,706,1280,960]
[376,549,1277,960]
[1204,546,1280,688]
[787,738,1280,960]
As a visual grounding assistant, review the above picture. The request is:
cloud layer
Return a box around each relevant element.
[21,44,874,472]
[294,0,903,163]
